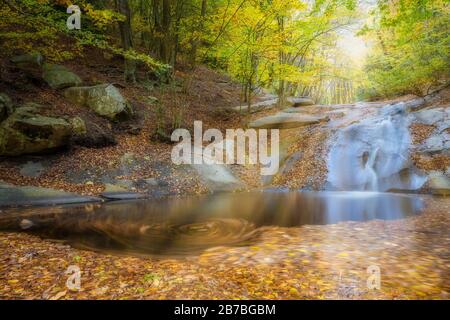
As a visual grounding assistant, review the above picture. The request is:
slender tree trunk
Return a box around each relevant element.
[116,0,136,83]
[190,0,207,68]
[152,0,162,58]
[160,0,172,65]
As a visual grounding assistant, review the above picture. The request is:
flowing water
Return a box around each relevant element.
[326,102,427,191]
[0,191,424,257]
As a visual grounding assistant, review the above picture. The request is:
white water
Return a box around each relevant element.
[326,102,427,192]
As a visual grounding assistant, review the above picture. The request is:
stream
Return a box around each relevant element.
[0,191,424,256]
[0,101,445,259]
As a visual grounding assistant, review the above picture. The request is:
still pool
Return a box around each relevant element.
[0,191,425,256]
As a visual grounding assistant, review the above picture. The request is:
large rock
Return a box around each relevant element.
[413,107,450,154]
[326,103,428,192]
[70,116,116,147]
[413,107,449,127]
[427,171,450,196]
[249,113,328,129]
[0,106,71,156]
[64,84,133,121]
[232,98,279,113]
[287,97,315,107]
[190,147,244,192]
[10,53,44,73]
[0,93,14,123]
[0,182,100,207]
[192,163,244,192]
[42,63,82,89]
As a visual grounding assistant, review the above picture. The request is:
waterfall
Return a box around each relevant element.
[365,147,379,191]
[326,102,427,192]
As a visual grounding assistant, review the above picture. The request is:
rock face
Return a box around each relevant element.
[412,107,449,154]
[327,102,427,192]
[427,171,450,196]
[287,97,315,107]
[249,113,327,129]
[0,106,72,156]
[64,84,133,121]
[42,63,82,89]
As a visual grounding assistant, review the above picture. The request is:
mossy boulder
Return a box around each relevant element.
[64,84,133,121]
[42,63,82,89]
[0,106,71,156]
[0,93,14,123]
[70,116,87,135]
[10,53,44,73]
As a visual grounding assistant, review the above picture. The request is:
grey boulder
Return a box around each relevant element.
[42,63,82,89]
[287,97,315,107]
[249,113,328,129]
[64,84,133,121]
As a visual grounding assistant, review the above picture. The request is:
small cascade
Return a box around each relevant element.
[326,102,427,192]
[365,147,379,191]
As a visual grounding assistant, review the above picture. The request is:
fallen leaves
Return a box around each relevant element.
[0,197,449,300]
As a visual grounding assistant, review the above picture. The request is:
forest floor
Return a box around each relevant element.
[0,49,336,195]
[1,49,448,196]
[0,196,448,300]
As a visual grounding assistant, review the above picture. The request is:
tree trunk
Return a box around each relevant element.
[116,0,136,83]
[160,0,172,65]
[190,0,207,68]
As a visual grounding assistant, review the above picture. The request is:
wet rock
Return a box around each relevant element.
[287,97,315,107]
[327,102,428,191]
[100,192,148,200]
[0,183,100,207]
[42,63,82,89]
[64,84,133,121]
[249,113,327,129]
[0,106,72,156]
[427,171,450,196]
[102,179,159,200]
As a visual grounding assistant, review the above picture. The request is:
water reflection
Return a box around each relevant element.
[0,192,424,256]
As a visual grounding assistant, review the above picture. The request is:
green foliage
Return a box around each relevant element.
[0,0,168,75]
[198,0,358,103]
[360,0,450,98]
